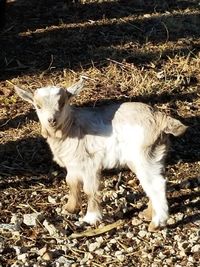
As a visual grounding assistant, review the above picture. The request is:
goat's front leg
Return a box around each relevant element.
[62,176,82,214]
[82,174,102,225]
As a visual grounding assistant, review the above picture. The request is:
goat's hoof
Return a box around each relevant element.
[82,211,102,225]
[61,203,80,215]
[148,222,159,232]
[148,222,164,232]
[139,208,152,222]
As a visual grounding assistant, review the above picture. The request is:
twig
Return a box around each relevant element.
[6,80,15,87]
[161,21,169,43]
[0,118,12,128]
[119,18,143,32]
[115,172,122,190]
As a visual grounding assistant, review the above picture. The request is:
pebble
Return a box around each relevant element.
[127,247,134,253]
[55,256,73,266]
[138,230,146,238]
[126,232,134,238]
[115,250,122,256]
[132,218,142,226]
[175,213,184,221]
[17,253,27,263]
[110,238,117,244]
[95,248,104,256]
[10,214,23,227]
[167,217,176,225]
[48,195,57,204]
[116,254,125,262]
[191,244,200,253]
[23,213,42,227]
[42,252,53,261]
[43,219,59,237]
[88,242,100,252]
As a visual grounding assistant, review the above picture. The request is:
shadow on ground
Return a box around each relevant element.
[0,0,199,80]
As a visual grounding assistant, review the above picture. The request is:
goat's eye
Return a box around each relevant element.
[36,104,42,109]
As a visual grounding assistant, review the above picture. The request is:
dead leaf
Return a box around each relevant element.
[69,220,124,239]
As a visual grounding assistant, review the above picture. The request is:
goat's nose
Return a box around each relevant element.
[48,118,57,125]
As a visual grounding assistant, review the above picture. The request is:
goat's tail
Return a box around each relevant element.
[156,112,188,137]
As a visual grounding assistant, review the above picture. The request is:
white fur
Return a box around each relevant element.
[36,86,60,97]
[15,80,187,229]
[82,211,102,225]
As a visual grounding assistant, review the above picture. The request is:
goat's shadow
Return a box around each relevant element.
[167,176,200,228]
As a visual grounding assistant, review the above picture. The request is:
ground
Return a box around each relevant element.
[0,0,200,266]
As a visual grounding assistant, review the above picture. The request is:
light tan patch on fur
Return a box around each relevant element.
[62,182,82,214]
[139,200,153,222]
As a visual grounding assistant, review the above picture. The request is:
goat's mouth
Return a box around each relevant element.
[49,122,57,128]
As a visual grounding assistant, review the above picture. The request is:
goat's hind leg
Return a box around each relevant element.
[129,155,169,231]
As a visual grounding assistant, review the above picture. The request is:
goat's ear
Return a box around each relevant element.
[15,86,34,104]
[66,77,85,96]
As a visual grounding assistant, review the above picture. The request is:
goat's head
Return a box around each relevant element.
[14,78,85,138]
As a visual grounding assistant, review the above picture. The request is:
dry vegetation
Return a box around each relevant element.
[0,0,200,266]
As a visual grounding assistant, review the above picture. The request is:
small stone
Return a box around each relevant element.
[42,252,53,261]
[116,254,125,262]
[165,258,172,264]
[55,256,73,266]
[96,236,104,245]
[115,250,122,256]
[23,213,42,226]
[52,171,58,176]
[17,253,27,263]
[95,249,104,256]
[126,232,134,238]
[127,247,133,253]
[43,219,59,237]
[167,218,176,225]
[48,195,57,204]
[110,238,117,244]
[88,242,99,252]
[55,207,62,215]
[132,218,142,226]
[175,213,184,222]
[104,246,110,252]
[158,252,166,260]
[138,230,146,238]
[38,245,48,257]
[191,244,200,253]
[127,179,135,186]
[10,214,23,227]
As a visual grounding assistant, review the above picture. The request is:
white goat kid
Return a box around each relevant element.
[15,79,187,231]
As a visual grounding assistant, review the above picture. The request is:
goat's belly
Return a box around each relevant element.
[101,125,145,169]
[101,138,124,169]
